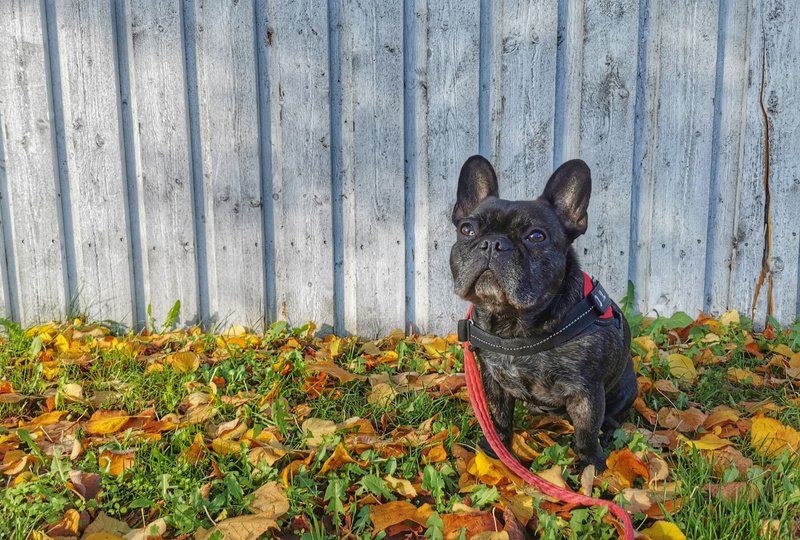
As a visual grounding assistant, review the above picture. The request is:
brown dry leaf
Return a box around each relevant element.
[657,407,707,432]
[194,513,277,540]
[702,482,758,503]
[645,451,670,485]
[619,488,657,514]
[385,474,417,498]
[126,518,166,540]
[185,403,218,424]
[750,416,800,457]
[370,501,433,534]
[511,432,541,462]
[98,449,136,476]
[248,481,289,517]
[440,511,501,538]
[760,519,782,538]
[710,445,752,476]
[302,418,337,449]
[82,510,130,539]
[703,408,740,429]
[179,433,206,465]
[307,360,365,383]
[653,379,681,397]
[529,416,574,435]
[67,470,102,502]
[634,395,658,425]
[470,533,509,540]
[248,445,287,467]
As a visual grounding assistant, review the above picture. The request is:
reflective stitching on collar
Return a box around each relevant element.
[469,306,594,353]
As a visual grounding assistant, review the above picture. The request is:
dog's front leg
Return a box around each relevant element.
[566,389,607,471]
[477,367,516,456]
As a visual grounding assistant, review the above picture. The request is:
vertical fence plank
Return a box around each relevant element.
[733,0,800,326]
[638,0,719,317]
[0,0,67,325]
[56,0,134,324]
[340,0,405,337]
[419,1,481,334]
[193,0,264,328]
[703,1,751,317]
[268,0,334,329]
[494,0,558,200]
[572,0,639,302]
[127,0,199,327]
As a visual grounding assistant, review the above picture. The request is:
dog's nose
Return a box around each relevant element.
[480,236,512,252]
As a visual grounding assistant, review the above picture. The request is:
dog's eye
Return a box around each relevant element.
[460,223,476,236]
[526,231,546,243]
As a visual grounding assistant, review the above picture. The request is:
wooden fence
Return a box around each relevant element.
[0,0,798,336]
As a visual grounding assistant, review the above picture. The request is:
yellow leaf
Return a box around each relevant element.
[467,451,507,486]
[368,383,397,407]
[728,367,763,386]
[422,336,447,357]
[751,416,800,457]
[638,520,687,540]
[167,351,199,373]
[85,411,132,435]
[665,354,697,380]
[634,336,657,361]
[718,310,740,326]
[301,418,337,449]
[771,344,795,357]
[385,474,417,498]
[679,433,733,451]
[41,360,62,380]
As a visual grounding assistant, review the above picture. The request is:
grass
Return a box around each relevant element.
[0,306,798,539]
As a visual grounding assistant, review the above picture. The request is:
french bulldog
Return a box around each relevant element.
[450,155,638,471]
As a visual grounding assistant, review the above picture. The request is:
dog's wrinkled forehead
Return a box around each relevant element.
[470,197,565,239]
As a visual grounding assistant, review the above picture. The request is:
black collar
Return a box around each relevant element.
[458,278,617,356]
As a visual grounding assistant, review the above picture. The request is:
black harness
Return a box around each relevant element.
[458,277,623,356]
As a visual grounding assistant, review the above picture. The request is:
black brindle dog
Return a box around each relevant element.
[450,155,637,471]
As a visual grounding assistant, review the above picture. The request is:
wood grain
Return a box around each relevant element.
[127,0,199,327]
[572,0,639,302]
[0,0,67,324]
[193,0,265,328]
[56,0,134,323]
[419,0,480,334]
[268,0,334,329]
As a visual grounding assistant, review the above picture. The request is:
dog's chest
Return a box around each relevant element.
[479,350,576,407]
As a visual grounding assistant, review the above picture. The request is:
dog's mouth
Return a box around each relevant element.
[471,270,509,304]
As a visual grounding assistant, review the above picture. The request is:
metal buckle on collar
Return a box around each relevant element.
[588,280,612,314]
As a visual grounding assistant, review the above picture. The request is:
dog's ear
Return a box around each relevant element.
[452,155,499,224]
[542,159,591,240]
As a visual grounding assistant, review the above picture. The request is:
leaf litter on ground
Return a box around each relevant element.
[0,306,798,539]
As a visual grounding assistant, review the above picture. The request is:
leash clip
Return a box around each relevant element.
[588,280,612,314]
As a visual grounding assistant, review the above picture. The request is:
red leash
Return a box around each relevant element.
[463,334,635,539]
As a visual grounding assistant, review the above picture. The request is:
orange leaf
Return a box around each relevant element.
[604,448,650,488]
[318,443,365,475]
[47,508,81,536]
[98,449,136,476]
[369,501,433,534]
[422,441,447,464]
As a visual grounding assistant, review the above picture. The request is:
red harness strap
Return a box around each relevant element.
[462,284,634,538]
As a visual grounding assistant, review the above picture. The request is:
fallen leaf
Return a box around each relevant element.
[702,482,758,503]
[638,520,687,540]
[665,354,697,380]
[126,518,166,540]
[195,514,278,540]
[368,382,397,407]
[719,310,740,326]
[603,448,649,488]
[98,449,136,476]
[728,367,764,386]
[680,433,733,451]
[750,416,800,457]
[47,508,80,536]
[318,443,366,475]
[307,361,365,383]
[302,418,337,449]
[385,474,417,498]
[248,481,289,517]
[657,407,706,432]
[370,501,433,534]
[167,351,199,373]
[85,410,133,435]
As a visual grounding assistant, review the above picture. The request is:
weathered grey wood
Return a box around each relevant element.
[343,0,405,337]
[56,0,134,324]
[572,0,639,302]
[193,0,265,328]
[638,0,719,317]
[126,0,198,327]
[420,1,481,334]
[732,0,800,325]
[703,1,751,317]
[268,0,334,329]
[553,0,584,166]
[0,0,67,324]
[495,0,559,200]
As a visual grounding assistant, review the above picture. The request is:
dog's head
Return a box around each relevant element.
[449,155,592,316]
